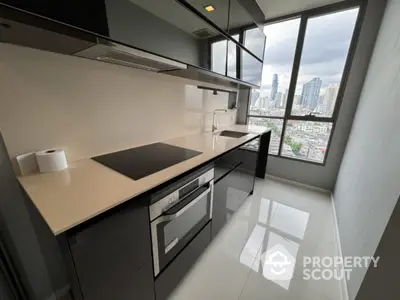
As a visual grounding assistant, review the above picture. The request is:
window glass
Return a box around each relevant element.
[248,117,283,155]
[249,19,300,117]
[291,8,359,117]
[282,120,333,163]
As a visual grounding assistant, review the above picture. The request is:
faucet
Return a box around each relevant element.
[212,109,228,133]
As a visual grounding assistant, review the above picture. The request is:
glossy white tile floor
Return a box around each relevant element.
[169,176,341,300]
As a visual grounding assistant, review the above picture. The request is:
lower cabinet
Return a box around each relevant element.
[67,199,155,300]
[212,137,260,239]
[212,164,248,238]
[155,222,211,300]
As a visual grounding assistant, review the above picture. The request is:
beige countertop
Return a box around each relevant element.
[18,125,270,235]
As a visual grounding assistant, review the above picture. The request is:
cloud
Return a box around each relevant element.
[260,8,359,90]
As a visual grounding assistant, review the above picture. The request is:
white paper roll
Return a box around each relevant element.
[16,152,39,175]
[36,149,68,173]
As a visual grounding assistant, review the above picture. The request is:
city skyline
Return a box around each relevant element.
[257,8,359,99]
[252,74,339,115]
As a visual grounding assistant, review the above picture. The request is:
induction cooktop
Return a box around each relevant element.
[92,142,202,180]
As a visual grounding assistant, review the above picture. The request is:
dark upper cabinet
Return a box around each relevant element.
[228,0,266,60]
[1,0,264,86]
[183,0,230,31]
[104,0,224,69]
[0,0,109,35]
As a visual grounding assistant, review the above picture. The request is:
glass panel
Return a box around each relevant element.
[247,117,283,155]
[248,18,300,117]
[244,26,266,60]
[242,49,263,86]
[227,35,239,78]
[291,8,359,117]
[282,120,333,163]
[211,39,227,75]
[229,0,266,59]
[164,194,208,249]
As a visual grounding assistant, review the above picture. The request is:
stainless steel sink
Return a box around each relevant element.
[217,130,248,138]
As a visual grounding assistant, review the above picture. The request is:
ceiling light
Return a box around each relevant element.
[204,5,215,12]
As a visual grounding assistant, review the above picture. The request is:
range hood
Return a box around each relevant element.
[0,4,186,72]
[74,39,187,72]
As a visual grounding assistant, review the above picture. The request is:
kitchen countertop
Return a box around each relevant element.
[18,125,270,235]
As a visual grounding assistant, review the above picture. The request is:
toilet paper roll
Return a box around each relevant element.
[16,152,39,175]
[36,149,68,173]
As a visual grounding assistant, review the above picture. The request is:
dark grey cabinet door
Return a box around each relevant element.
[212,138,260,238]
[68,199,154,300]
[1,0,109,35]
[212,172,230,238]
[155,222,211,300]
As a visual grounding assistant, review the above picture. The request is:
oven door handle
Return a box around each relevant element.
[156,183,212,223]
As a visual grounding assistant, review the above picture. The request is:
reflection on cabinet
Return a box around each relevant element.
[67,198,154,300]
[105,0,224,69]
[229,0,266,60]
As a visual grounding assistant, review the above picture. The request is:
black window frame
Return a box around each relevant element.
[245,0,366,166]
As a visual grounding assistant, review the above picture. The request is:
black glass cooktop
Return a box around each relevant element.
[92,142,202,180]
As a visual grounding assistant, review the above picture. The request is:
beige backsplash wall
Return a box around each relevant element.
[0,43,237,165]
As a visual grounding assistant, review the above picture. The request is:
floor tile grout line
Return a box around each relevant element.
[236,237,264,300]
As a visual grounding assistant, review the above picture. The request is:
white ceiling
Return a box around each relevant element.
[256,0,345,20]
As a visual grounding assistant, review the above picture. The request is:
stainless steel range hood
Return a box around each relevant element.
[0,4,186,72]
[74,39,187,72]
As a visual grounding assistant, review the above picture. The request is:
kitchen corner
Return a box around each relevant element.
[15,124,271,300]
[0,1,269,300]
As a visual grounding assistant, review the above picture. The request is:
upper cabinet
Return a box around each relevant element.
[104,0,222,70]
[183,0,230,31]
[0,0,110,35]
[228,0,266,60]
[0,0,265,87]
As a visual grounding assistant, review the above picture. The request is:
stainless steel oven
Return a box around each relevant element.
[149,168,214,276]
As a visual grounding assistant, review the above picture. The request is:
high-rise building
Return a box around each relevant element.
[274,92,282,108]
[294,95,301,105]
[250,90,260,107]
[282,89,289,108]
[300,77,322,110]
[271,74,279,101]
[323,84,339,113]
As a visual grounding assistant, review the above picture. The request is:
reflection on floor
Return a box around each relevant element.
[169,176,340,300]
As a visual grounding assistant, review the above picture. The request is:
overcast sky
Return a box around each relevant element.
[255,8,359,97]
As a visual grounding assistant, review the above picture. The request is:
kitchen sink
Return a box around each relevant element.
[217,130,249,138]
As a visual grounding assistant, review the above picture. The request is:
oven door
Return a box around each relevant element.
[151,181,213,276]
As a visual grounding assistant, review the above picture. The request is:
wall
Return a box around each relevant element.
[239,0,386,190]
[333,0,400,298]
[355,195,400,300]
[0,43,236,169]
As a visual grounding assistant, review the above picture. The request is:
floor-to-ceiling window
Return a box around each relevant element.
[247,6,360,164]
